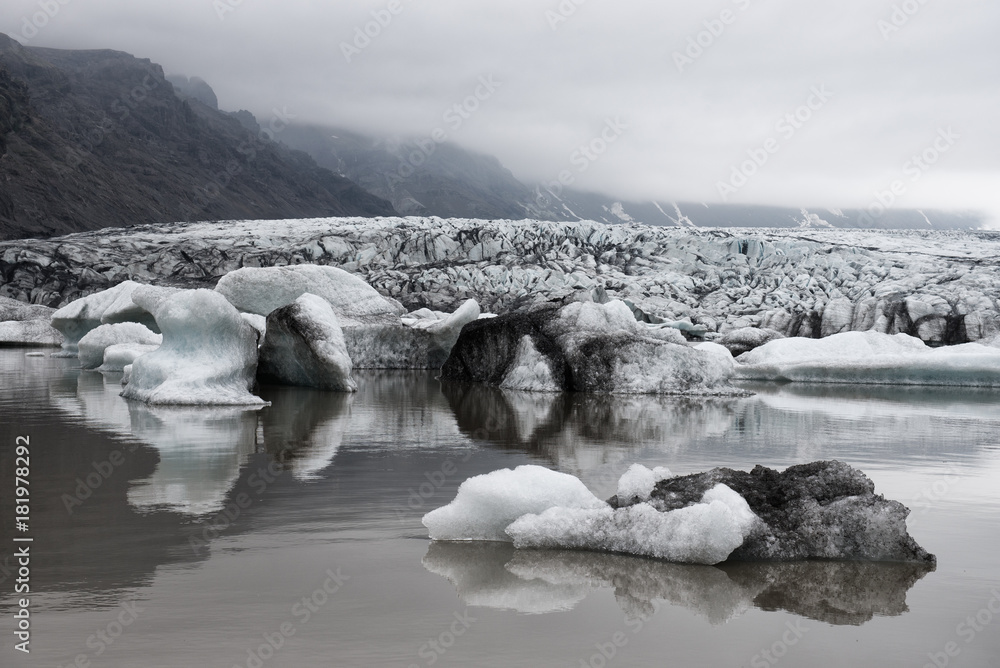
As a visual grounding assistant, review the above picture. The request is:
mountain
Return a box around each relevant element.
[0,34,395,240]
[279,123,985,231]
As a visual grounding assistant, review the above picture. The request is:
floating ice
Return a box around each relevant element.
[99,343,160,372]
[121,288,265,405]
[77,322,161,370]
[0,320,63,346]
[51,281,144,356]
[422,465,607,542]
[615,463,672,502]
[736,331,1000,386]
[499,336,560,392]
[507,484,757,565]
[444,301,739,395]
[425,460,934,565]
[257,293,356,391]
[215,264,404,325]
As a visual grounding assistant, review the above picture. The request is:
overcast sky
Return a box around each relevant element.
[3,0,999,225]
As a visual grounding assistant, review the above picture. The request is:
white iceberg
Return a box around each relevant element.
[507,484,757,565]
[615,463,672,502]
[422,465,607,542]
[0,320,63,346]
[422,464,757,565]
[77,322,162,370]
[99,342,160,372]
[121,288,265,405]
[736,331,1000,386]
[215,264,404,325]
[50,280,160,355]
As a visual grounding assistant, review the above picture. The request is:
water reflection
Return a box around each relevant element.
[258,385,354,480]
[125,404,259,515]
[422,542,933,626]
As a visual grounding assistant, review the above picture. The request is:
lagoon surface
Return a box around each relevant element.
[1,348,999,667]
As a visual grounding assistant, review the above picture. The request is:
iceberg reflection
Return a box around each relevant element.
[422,541,933,625]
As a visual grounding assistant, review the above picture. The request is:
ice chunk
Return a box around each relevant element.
[0,320,64,347]
[615,463,672,502]
[507,484,757,565]
[101,284,180,332]
[99,343,160,372]
[0,296,54,322]
[443,303,740,395]
[736,331,1000,386]
[257,293,356,391]
[121,288,265,405]
[51,281,145,356]
[77,322,161,370]
[500,335,560,391]
[215,264,404,325]
[422,465,607,542]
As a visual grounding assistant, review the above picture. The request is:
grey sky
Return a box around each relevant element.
[4,0,998,225]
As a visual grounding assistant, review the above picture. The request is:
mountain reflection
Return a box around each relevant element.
[422,541,933,626]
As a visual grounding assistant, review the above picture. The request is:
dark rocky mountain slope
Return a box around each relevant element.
[0,34,395,240]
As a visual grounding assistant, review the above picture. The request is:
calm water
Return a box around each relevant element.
[1,349,999,667]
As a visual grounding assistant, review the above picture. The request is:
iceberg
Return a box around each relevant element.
[121,288,266,405]
[99,342,160,373]
[735,331,1000,386]
[50,281,145,356]
[442,301,738,395]
[215,264,404,325]
[0,320,63,346]
[77,322,162,370]
[422,465,607,542]
[257,293,356,391]
[423,460,934,565]
[507,484,757,564]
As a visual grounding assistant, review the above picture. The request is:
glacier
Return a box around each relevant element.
[5,218,1000,349]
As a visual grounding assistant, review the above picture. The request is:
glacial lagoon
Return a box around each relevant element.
[1,348,999,667]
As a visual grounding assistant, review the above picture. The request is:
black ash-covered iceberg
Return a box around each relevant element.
[441,300,738,395]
